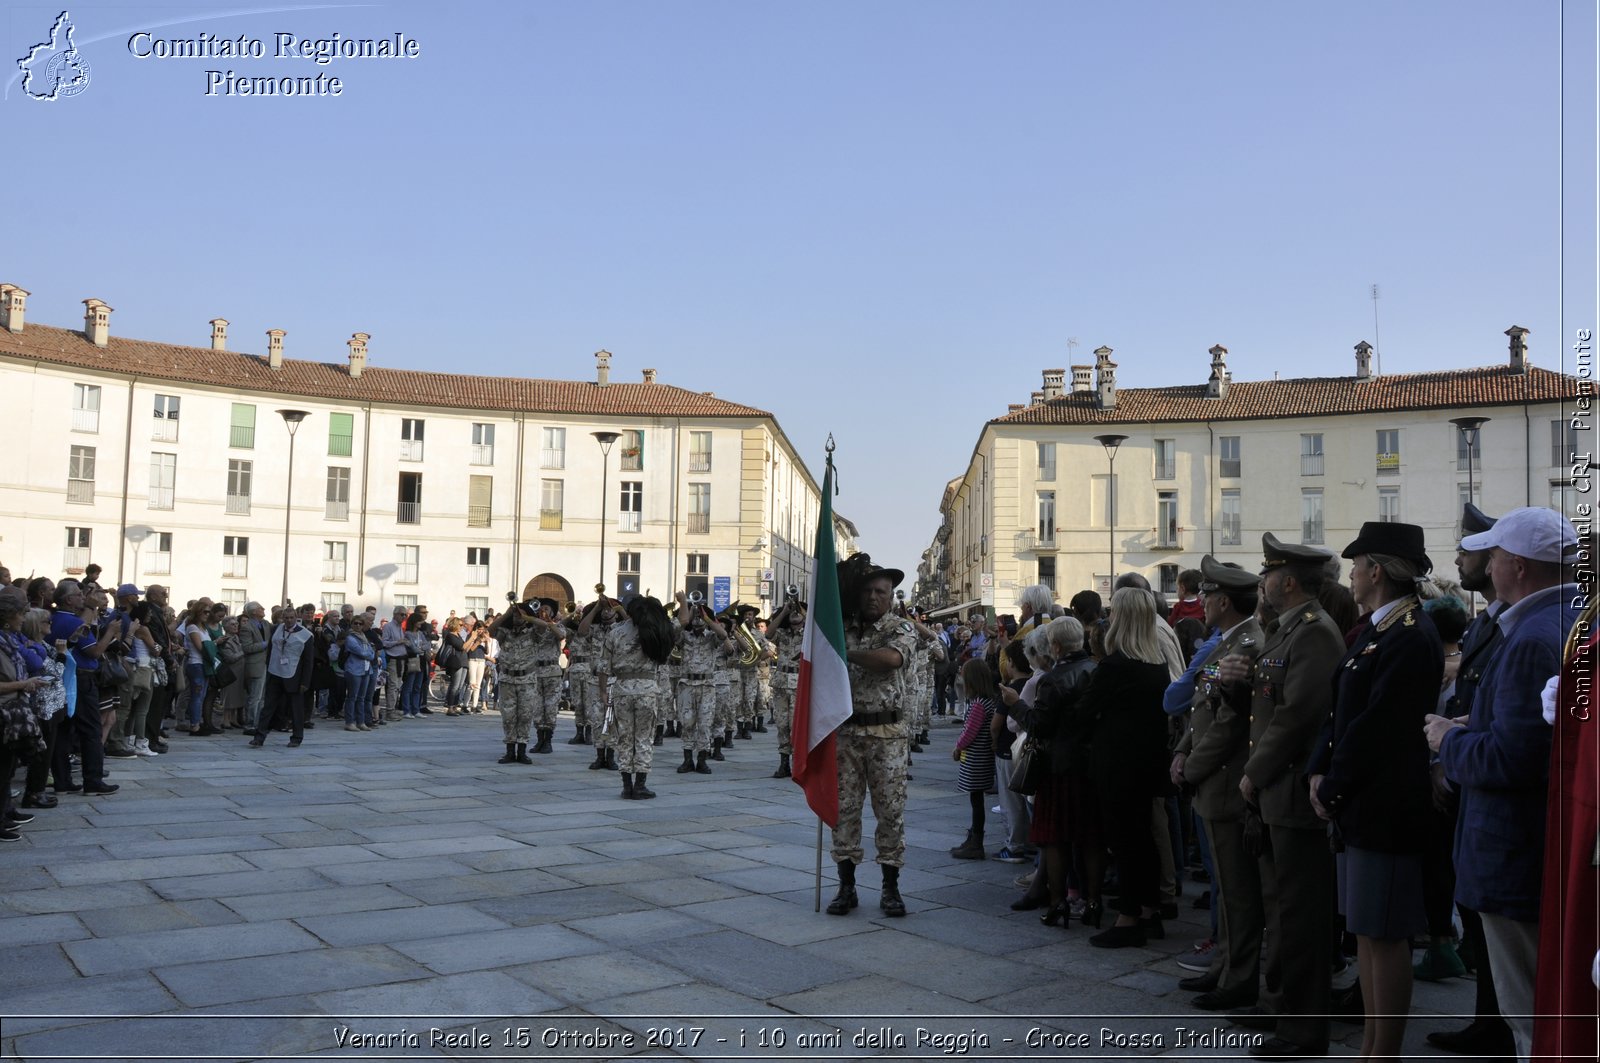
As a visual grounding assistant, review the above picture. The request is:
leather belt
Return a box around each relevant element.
[779,665,799,674]
[499,666,539,678]
[847,710,899,727]
[568,656,590,664]
[684,672,712,681]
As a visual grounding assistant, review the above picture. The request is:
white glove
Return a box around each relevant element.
[1541,673,1561,726]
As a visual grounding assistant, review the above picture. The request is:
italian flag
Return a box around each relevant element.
[791,456,850,827]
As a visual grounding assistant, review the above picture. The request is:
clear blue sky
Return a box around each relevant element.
[7,0,1594,578]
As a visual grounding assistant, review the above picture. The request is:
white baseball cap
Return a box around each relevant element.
[1460,506,1578,563]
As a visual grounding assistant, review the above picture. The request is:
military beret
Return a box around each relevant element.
[1259,531,1335,574]
[1199,554,1259,593]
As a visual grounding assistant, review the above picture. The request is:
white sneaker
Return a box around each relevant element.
[134,738,160,757]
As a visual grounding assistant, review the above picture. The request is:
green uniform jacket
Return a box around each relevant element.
[1178,617,1264,822]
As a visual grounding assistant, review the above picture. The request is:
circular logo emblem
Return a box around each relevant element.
[44,50,91,98]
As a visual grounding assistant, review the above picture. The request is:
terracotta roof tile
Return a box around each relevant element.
[993,365,1583,426]
[0,323,770,419]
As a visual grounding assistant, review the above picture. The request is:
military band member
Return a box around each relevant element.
[711,612,738,759]
[766,596,807,778]
[730,602,769,740]
[910,610,945,747]
[672,593,734,774]
[828,559,918,919]
[596,594,675,800]
[561,604,593,747]
[489,596,566,766]
[1215,533,1345,1061]
[574,599,619,770]
[752,617,772,733]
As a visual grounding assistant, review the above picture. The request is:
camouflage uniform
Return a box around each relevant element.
[566,625,608,749]
[769,623,803,756]
[676,626,726,753]
[831,611,919,868]
[712,649,737,737]
[914,630,945,735]
[733,632,768,717]
[527,623,565,730]
[598,619,661,774]
[495,621,542,743]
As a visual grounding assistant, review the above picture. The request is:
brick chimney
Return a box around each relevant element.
[1041,368,1066,401]
[266,329,286,369]
[1094,346,1117,410]
[1030,390,1044,406]
[595,349,612,388]
[1506,326,1530,374]
[209,318,228,351]
[642,368,657,383]
[1207,344,1230,398]
[347,332,370,379]
[1007,403,1024,414]
[1354,340,1373,380]
[0,285,15,332]
[82,299,111,347]
[1071,365,1092,394]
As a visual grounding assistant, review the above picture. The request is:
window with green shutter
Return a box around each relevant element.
[230,403,256,449]
[328,412,353,457]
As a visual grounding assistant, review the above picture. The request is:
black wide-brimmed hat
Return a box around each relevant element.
[1341,521,1433,573]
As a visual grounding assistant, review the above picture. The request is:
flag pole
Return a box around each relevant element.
[814,819,823,913]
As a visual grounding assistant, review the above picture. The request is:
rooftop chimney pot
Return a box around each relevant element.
[1094,346,1118,410]
[0,286,25,334]
[1207,343,1230,399]
[642,368,657,384]
[1506,326,1530,374]
[209,318,229,351]
[595,349,612,388]
[1070,365,1093,394]
[347,332,370,379]
[1030,390,1044,406]
[1354,340,1373,380]
[266,329,286,370]
[82,299,112,348]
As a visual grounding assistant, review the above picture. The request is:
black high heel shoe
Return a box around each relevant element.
[1040,904,1071,927]
[1011,892,1047,912]
[1081,901,1104,928]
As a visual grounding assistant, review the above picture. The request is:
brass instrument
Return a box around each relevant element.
[734,616,763,666]
[687,590,705,607]
[784,584,800,602]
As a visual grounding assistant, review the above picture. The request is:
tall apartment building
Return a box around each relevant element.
[0,285,851,613]
[917,329,1586,613]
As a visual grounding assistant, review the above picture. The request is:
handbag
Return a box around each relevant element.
[213,661,239,689]
[1008,733,1047,796]
[99,652,130,685]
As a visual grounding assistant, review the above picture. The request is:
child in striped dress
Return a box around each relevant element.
[950,658,998,860]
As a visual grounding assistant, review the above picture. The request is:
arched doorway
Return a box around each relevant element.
[522,572,574,608]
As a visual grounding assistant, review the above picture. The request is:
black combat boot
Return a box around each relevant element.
[694,751,712,774]
[620,772,634,800]
[653,725,664,747]
[676,749,695,773]
[880,865,907,917]
[632,772,655,799]
[724,727,735,749]
[909,736,924,753]
[497,742,517,764]
[588,748,607,770]
[534,728,553,754]
[772,753,791,778]
[567,718,586,744]
[826,861,858,915]
[710,737,725,761]
[736,720,751,740]
[603,747,618,771]
[515,742,533,765]
[752,716,767,733]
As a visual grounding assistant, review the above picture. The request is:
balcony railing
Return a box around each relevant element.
[1156,528,1182,549]
[66,479,94,504]
[539,509,562,530]
[687,512,710,534]
[229,426,254,448]
[1301,453,1324,476]
[1038,463,1056,482]
[1376,452,1400,473]
[71,408,99,432]
[470,444,494,466]
[620,450,642,471]
[1220,459,1241,478]
[467,505,492,528]
[1154,460,1176,480]
[466,566,489,586]
[688,455,711,473]
[322,560,347,581]
[223,557,248,578]
[540,449,564,468]
[63,546,90,571]
[226,494,250,515]
[399,439,423,462]
[151,418,178,443]
[396,565,419,585]
[325,499,349,521]
[618,512,641,533]
[145,553,171,576]
[328,433,353,458]
[397,502,421,524]
[149,486,174,511]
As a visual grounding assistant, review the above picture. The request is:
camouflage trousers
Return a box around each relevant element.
[569,669,609,749]
[498,679,538,742]
[912,682,931,732]
[677,681,715,752]
[609,691,657,773]
[530,671,563,729]
[771,679,796,755]
[713,682,736,733]
[831,732,909,868]
[734,668,762,716]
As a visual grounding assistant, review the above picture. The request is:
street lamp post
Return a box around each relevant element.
[592,431,621,595]
[277,409,310,608]
[1450,416,1490,517]
[1094,434,1128,592]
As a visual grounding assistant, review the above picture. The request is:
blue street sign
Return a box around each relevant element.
[712,576,732,614]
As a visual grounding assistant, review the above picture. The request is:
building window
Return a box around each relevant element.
[689,431,712,472]
[464,596,489,617]
[327,412,353,457]
[325,467,350,520]
[1457,482,1482,536]
[1300,434,1324,476]
[1092,473,1119,527]
[319,592,346,613]
[227,460,252,515]
[1038,555,1056,594]
[1552,480,1583,515]
[686,553,709,599]
[1220,489,1242,546]
[400,418,425,462]
[1037,442,1056,482]
[540,479,563,530]
[620,429,643,471]
[619,481,642,533]
[1037,491,1056,545]
[223,535,249,578]
[323,541,348,582]
[1552,419,1580,470]
[541,426,566,469]
[1158,563,1179,596]
[395,544,419,584]
[471,422,495,465]
[1457,424,1483,470]
[1376,429,1400,474]
[398,472,422,524]
[467,475,492,528]
[1378,486,1401,523]
[1219,435,1241,478]
[395,594,418,610]
[1157,490,1180,548]
[71,383,101,432]
[66,445,96,503]
[1302,489,1325,544]
[1154,439,1176,480]
[64,527,91,572]
[218,588,246,613]
[688,482,711,534]
[145,532,173,575]
[466,546,489,586]
[616,551,641,599]
[152,394,180,442]
[230,403,256,449]
[149,453,176,510]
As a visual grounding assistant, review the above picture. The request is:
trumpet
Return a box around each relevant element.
[784,584,800,602]
[686,590,705,607]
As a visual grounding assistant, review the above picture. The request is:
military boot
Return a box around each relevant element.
[710,737,725,762]
[694,750,712,774]
[619,772,635,800]
[676,749,695,773]
[632,772,655,799]
[497,742,517,764]
[603,747,618,771]
[567,718,586,744]
[909,736,924,753]
[736,720,751,740]
[533,728,553,754]
[752,716,767,733]
[826,861,858,915]
[588,747,607,770]
[724,727,735,749]
[653,725,664,747]
[515,742,533,765]
[880,865,907,917]
[772,753,791,778]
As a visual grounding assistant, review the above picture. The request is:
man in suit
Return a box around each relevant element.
[237,601,269,734]
[1428,506,1582,1063]
[1216,533,1346,1060]
[1173,556,1265,1010]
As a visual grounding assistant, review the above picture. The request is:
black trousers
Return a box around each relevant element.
[25,713,61,796]
[53,675,104,786]
[145,681,172,743]
[260,675,306,739]
[1102,790,1162,918]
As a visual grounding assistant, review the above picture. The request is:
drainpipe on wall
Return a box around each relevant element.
[116,375,137,584]
[357,402,372,595]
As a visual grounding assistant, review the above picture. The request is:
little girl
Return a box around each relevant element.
[950,658,998,859]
